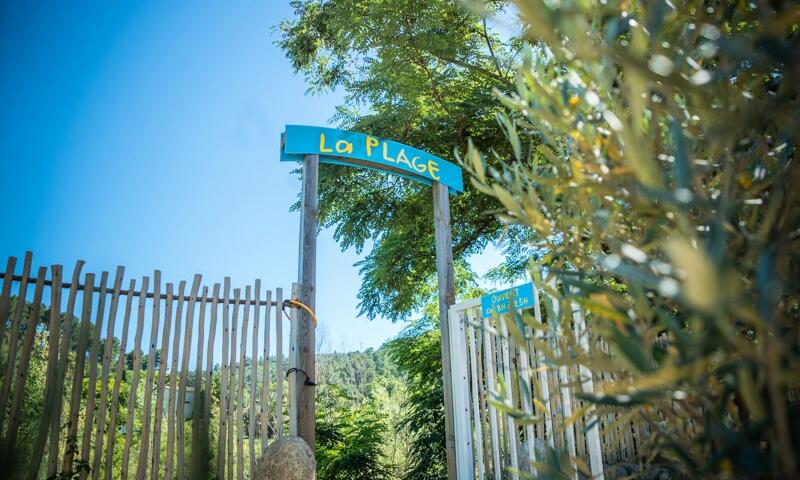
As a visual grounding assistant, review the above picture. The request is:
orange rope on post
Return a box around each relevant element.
[282,299,318,327]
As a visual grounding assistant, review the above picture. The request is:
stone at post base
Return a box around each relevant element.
[254,436,316,480]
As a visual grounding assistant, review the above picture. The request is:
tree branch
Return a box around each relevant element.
[482,17,505,80]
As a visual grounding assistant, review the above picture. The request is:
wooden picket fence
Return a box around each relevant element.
[0,252,297,479]
[448,282,652,480]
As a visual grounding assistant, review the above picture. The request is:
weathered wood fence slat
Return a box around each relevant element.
[0,252,295,480]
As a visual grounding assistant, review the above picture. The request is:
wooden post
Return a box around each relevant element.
[432,181,458,479]
[296,153,318,449]
[274,287,284,439]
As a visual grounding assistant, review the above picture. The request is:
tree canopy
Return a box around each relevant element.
[279,0,521,320]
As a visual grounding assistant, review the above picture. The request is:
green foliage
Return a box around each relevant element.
[385,318,447,480]
[316,347,408,478]
[279,0,520,320]
[316,386,394,480]
[313,262,484,480]
[462,1,800,478]
[317,348,400,402]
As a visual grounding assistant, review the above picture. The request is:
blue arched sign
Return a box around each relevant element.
[280,125,463,193]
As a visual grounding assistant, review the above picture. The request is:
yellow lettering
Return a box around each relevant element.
[382,142,396,162]
[366,136,379,156]
[335,140,353,154]
[427,159,440,180]
[411,156,427,173]
[396,148,412,168]
[319,133,333,153]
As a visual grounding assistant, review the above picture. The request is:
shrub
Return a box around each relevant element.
[461,1,800,478]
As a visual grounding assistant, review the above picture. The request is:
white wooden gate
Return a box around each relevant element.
[448,282,606,480]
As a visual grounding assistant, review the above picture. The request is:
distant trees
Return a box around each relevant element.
[385,318,447,480]
[315,348,403,479]
[316,386,393,480]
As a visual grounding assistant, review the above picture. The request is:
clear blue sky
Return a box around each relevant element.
[0,1,505,352]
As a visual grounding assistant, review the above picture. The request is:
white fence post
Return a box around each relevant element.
[498,314,520,480]
[482,311,503,478]
[531,284,555,450]
[548,281,579,480]
[518,325,536,476]
[572,300,605,480]
[465,308,486,480]
[449,304,475,480]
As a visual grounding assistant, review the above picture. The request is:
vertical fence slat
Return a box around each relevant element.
[274,287,284,439]
[216,278,231,480]
[136,271,161,480]
[165,281,187,480]
[482,314,502,479]
[600,371,614,465]
[104,277,134,480]
[227,288,241,480]
[193,286,209,476]
[261,290,272,450]
[473,313,492,480]
[572,301,605,479]
[532,284,555,450]
[177,274,201,480]
[152,283,175,478]
[466,308,485,480]
[2,266,46,465]
[513,344,526,460]
[91,266,124,480]
[236,286,251,480]
[30,264,63,480]
[288,283,299,437]
[499,313,520,480]
[122,276,149,478]
[204,284,221,423]
[548,354,563,452]
[551,297,578,480]
[79,271,109,480]
[493,326,509,473]
[191,285,210,479]
[490,328,505,472]
[63,272,96,474]
[516,325,536,476]
[0,251,32,428]
[250,281,261,474]
[0,256,18,355]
